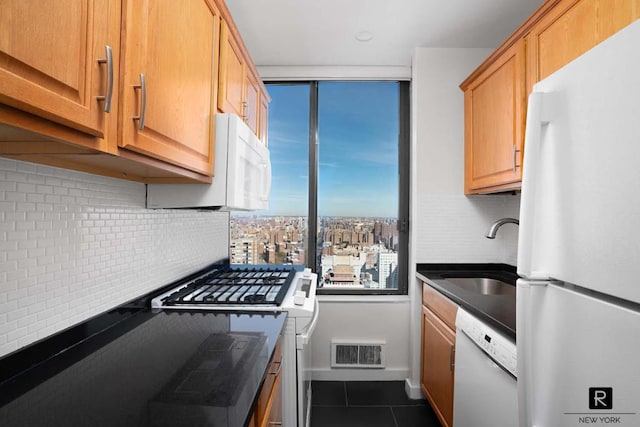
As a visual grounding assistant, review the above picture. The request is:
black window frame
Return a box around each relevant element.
[264,80,410,295]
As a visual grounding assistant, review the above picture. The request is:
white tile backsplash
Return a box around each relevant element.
[415,194,520,265]
[412,48,521,267]
[0,158,229,357]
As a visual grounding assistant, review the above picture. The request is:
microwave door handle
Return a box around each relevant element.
[262,159,272,201]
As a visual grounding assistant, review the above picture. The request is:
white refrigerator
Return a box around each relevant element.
[517,19,640,427]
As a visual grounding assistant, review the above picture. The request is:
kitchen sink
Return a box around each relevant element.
[441,277,516,296]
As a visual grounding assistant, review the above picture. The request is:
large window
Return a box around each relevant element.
[231,81,409,294]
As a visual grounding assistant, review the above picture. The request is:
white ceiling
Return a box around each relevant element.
[226,0,544,67]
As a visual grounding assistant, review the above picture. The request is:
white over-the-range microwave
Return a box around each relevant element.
[146,113,271,210]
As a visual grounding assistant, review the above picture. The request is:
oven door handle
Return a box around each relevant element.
[296,300,319,350]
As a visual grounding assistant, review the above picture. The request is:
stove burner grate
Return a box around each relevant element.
[162,267,296,307]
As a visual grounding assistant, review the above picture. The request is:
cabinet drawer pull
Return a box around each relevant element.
[268,422,282,426]
[449,345,455,371]
[270,361,282,376]
[96,45,114,113]
[132,73,147,130]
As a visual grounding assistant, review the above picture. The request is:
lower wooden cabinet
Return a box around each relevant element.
[261,373,282,427]
[421,283,458,427]
[250,337,283,427]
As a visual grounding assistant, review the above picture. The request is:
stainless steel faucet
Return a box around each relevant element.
[486,218,519,239]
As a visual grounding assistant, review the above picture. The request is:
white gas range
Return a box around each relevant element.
[151,265,319,427]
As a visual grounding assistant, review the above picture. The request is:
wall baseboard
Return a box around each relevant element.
[404,378,424,400]
[311,368,409,382]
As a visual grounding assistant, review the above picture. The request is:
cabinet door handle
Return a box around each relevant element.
[242,101,248,122]
[132,73,147,130]
[449,345,455,371]
[96,45,114,113]
[512,145,521,172]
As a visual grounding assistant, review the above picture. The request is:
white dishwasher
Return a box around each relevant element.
[453,308,517,427]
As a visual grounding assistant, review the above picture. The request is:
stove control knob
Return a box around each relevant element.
[303,268,312,277]
[294,290,306,305]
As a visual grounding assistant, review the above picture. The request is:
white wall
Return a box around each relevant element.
[406,47,521,397]
[311,296,410,381]
[0,158,229,358]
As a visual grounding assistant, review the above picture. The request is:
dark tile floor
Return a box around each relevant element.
[310,381,442,427]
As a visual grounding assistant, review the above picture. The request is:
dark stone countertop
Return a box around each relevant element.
[0,308,287,427]
[416,263,517,340]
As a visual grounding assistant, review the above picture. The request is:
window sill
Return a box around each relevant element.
[317,294,410,303]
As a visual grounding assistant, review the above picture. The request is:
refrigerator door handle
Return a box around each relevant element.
[517,279,534,427]
[518,92,556,278]
[517,279,550,427]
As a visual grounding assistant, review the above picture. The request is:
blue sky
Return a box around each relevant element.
[260,82,399,218]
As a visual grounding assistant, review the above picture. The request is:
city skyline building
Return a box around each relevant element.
[230,239,259,264]
[230,216,399,290]
[320,253,367,288]
[377,252,399,289]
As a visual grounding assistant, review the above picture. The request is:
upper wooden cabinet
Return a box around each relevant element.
[0,0,114,139]
[244,71,261,135]
[218,19,270,139]
[462,40,525,194]
[259,93,270,146]
[461,0,640,195]
[0,0,267,183]
[119,0,219,176]
[218,19,246,118]
[526,0,640,91]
